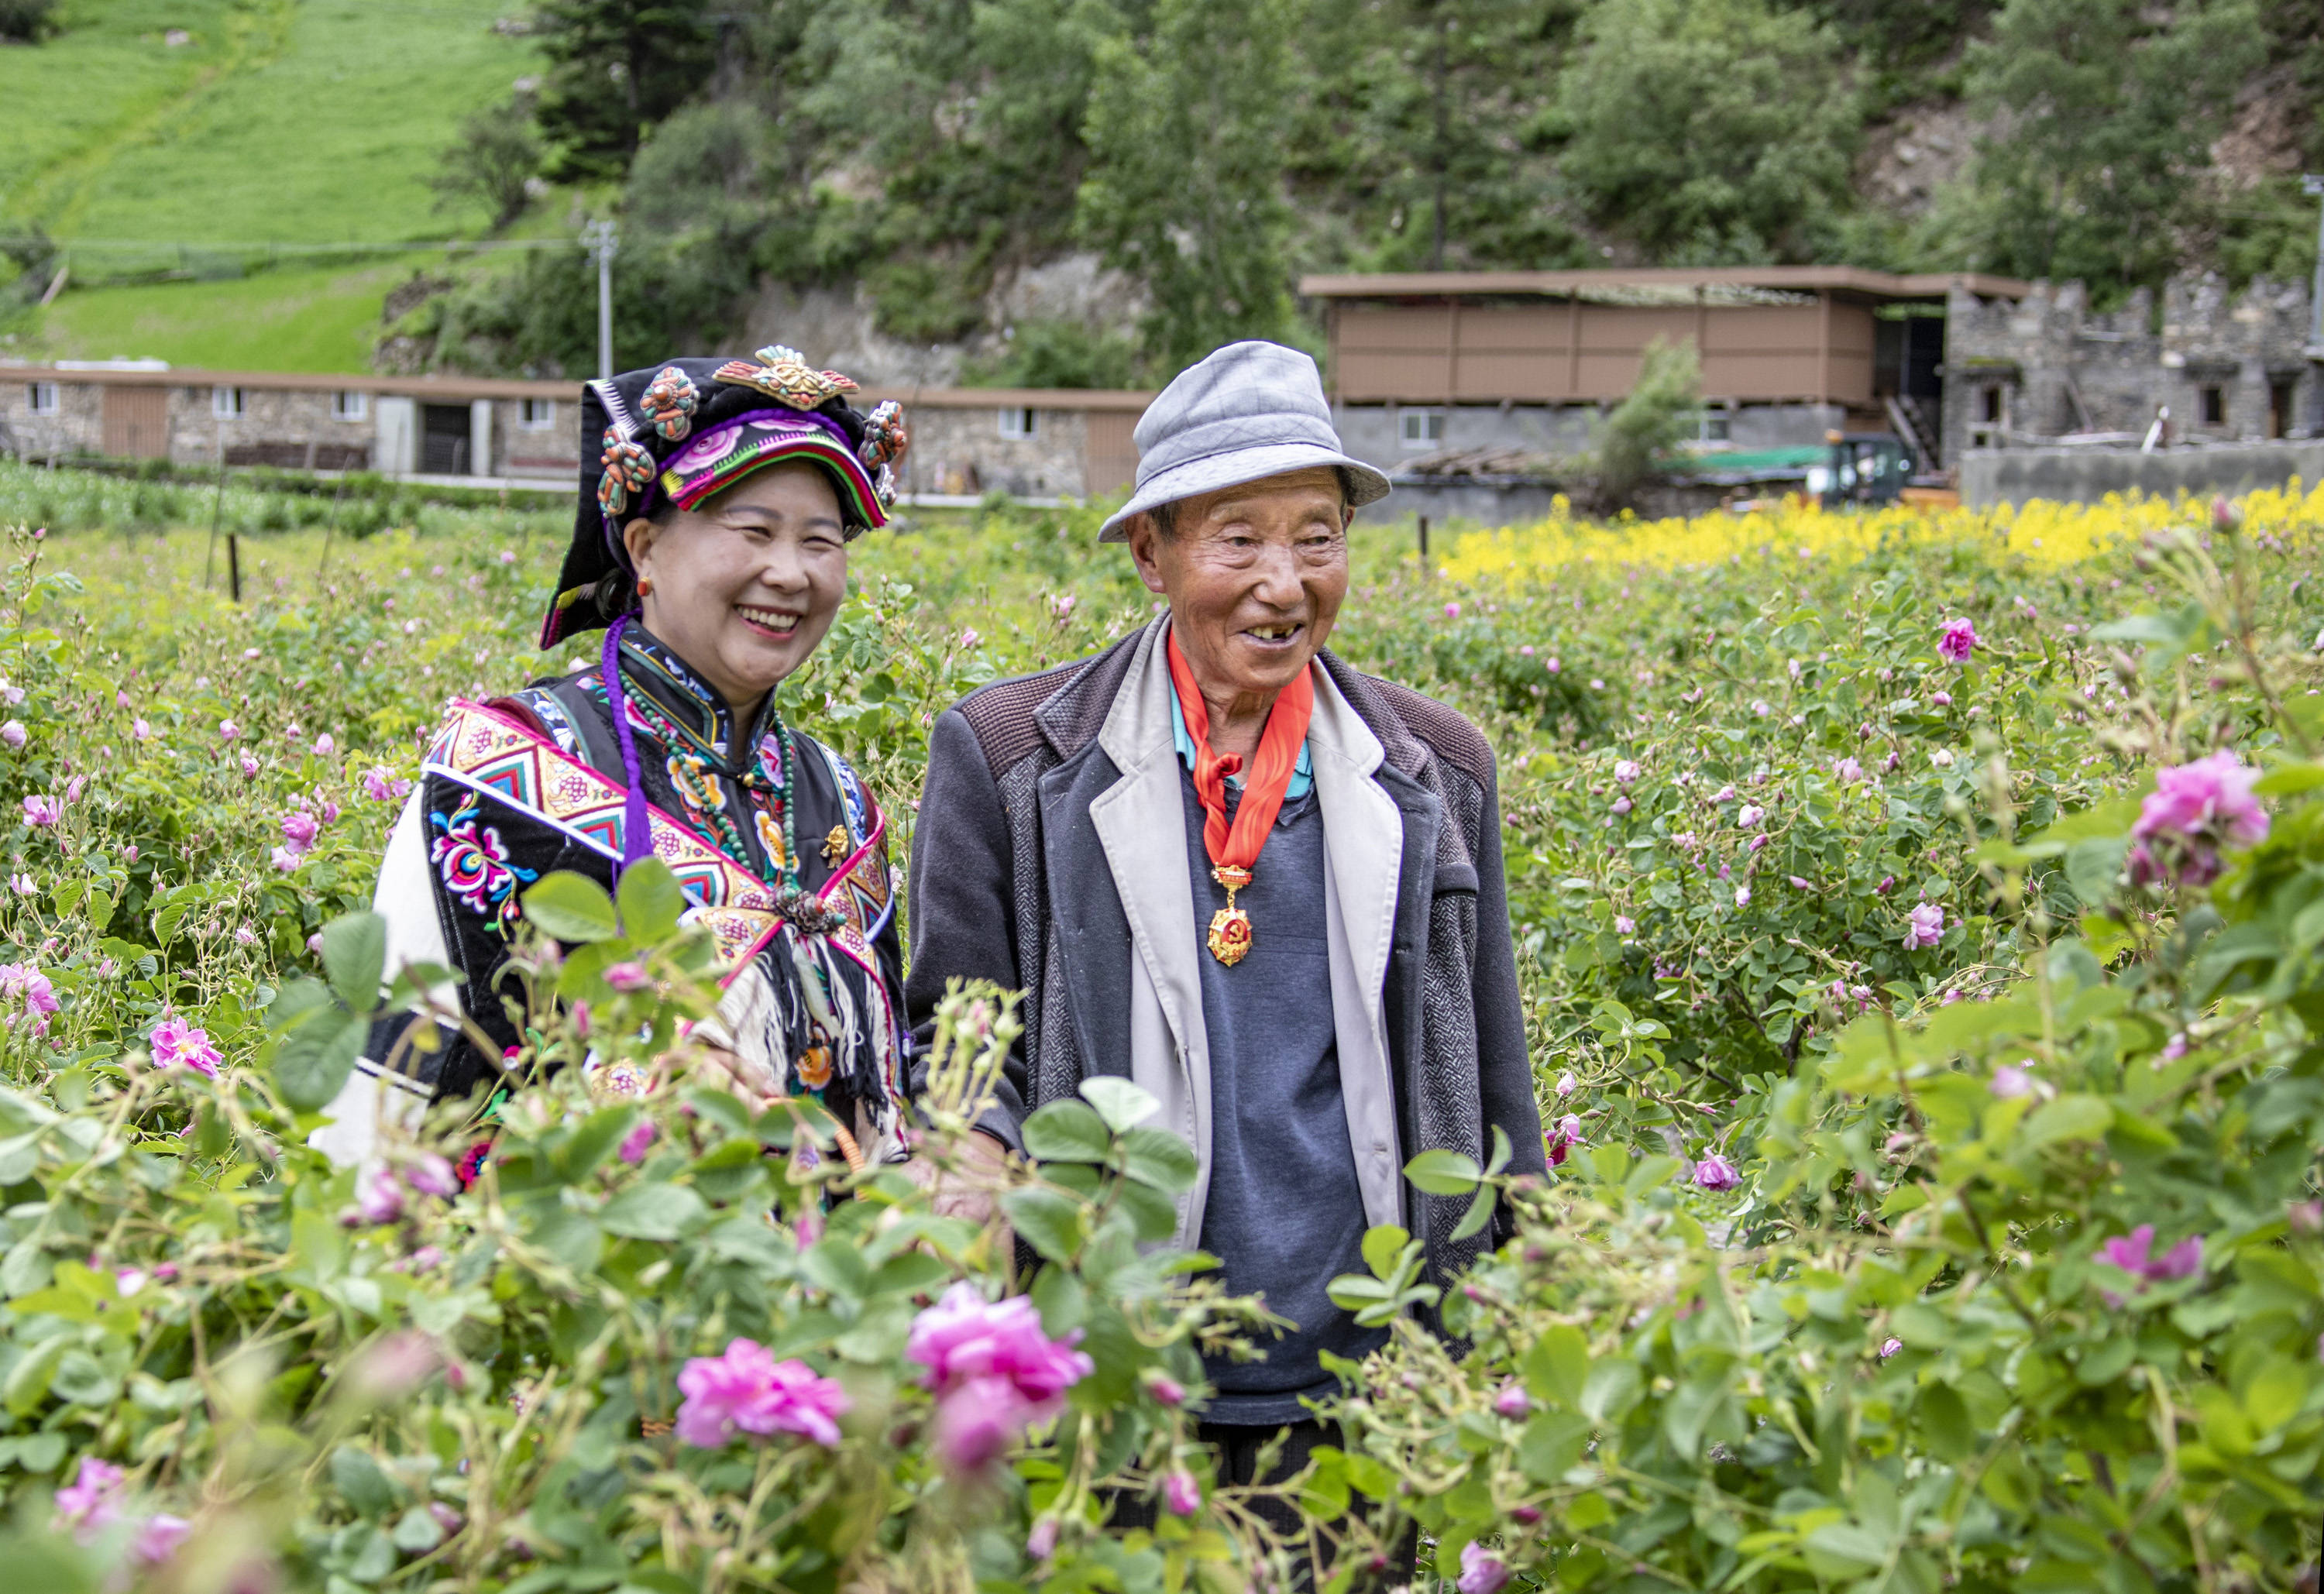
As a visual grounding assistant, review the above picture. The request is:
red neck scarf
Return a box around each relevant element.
[1164,630,1315,876]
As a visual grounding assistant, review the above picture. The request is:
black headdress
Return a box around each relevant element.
[541,349,910,648]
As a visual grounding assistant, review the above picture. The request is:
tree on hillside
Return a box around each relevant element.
[431,101,542,233]
[0,0,56,42]
[1293,0,1589,273]
[531,0,720,182]
[1593,335,1700,508]
[1078,0,1299,369]
[1556,0,1858,263]
[1948,0,2267,294]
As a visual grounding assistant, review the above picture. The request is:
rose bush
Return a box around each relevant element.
[0,461,2318,1587]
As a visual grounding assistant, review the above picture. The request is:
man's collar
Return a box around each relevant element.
[1166,679,1313,800]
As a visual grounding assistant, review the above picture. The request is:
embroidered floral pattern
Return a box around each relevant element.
[599,430,655,516]
[713,345,859,410]
[429,801,537,931]
[640,366,700,442]
[756,809,786,870]
[795,1046,834,1091]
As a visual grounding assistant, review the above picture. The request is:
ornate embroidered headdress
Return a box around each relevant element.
[544,350,909,648]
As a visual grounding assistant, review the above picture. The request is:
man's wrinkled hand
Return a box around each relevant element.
[902,1129,1014,1242]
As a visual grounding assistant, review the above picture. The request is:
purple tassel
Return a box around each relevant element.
[602,614,653,876]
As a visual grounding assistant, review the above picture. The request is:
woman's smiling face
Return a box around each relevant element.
[621,462,848,720]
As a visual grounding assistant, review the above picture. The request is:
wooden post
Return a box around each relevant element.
[1418,514,1431,562]
[203,440,225,590]
[228,533,242,603]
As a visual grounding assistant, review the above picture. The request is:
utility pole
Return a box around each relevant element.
[2303,175,2324,352]
[583,220,619,381]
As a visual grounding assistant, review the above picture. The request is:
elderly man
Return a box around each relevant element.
[906,341,1544,1488]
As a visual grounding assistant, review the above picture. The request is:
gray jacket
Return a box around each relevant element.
[905,617,1545,1290]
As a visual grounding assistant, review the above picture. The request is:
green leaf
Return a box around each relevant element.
[1517,1410,1590,1482]
[1117,1126,1198,1193]
[1001,1187,1085,1264]
[1447,1186,1497,1242]
[1360,1225,1411,1280]
[329,1446,401,1515]
[2020,1093,2113,1149]
[522,871,620,943]
[1078,1076,1158,1134]
[2252,761,2324,797]
[320,912,387,1017]
[598,1183,705,1241]
[1404,1148,1482,1195]
[1483,1124,1514,1177]
[271,994,366,1112]
[1022,1100,1113,1164]
[1523,1324,1590,1409]
[615,857,688,943]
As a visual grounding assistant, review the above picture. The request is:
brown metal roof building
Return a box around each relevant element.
[1300,267,2033,472]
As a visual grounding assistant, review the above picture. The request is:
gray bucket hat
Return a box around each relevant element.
[1097,340,1392,542]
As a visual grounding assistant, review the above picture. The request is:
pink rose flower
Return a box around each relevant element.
[1457,1542,1511,1594]
[1989,1063,2033,1099]
[270,846,301,873]
[676,1338,851,1449]
[1693,1155,1740,1192]
[53,1457,125,1543]
[134,1513,192,1565]
[1833,757,1864,784]
[603,962,651,993]
[1163,1469,1201,1517]
[2098,1225,2205,1306]
[150,1015,221,1077]
[0,721,22,750]
[1492,1383,1532,1419]
[218,720,239,740]
[356,1166,405,1225]
[22,794,60,826]
[313,733,335,755]
[618,1121,656,1164]
[1879,1338,1903,1359]
[280,811,321,854]
[1937,617,1978,663]
[404,1153,458,1198]
[1903,902,1944,950]
[907,1283,1093,1472]
[2128,752,2268,888]
[1026,1518,1060,1561]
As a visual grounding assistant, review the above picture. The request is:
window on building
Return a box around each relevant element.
[26,382,58,416]
[1681,408,1730,443]
[997,407,1038,439]
[211,386,245,419]
[2268,380,2294,438]
[1980,386,2003,424]
[520,397,555,430]
[332,390,368,421]
[2199,385,2225,426]
[1399,409,1445,450]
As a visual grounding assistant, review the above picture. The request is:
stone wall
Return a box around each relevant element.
[1331,400,1848,475]
[1958,439,2324,508]
[899,405,1089,497]
[168,384,377,469]
[1943,273,2321,465]
[0,375,102,459]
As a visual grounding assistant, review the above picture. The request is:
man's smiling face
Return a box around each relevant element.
[1128,467,1351,716]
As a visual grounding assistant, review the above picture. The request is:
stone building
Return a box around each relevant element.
[1943,274,2321,459]
[0,362,1148,502]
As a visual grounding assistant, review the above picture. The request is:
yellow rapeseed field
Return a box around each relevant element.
[1437,481,2324,584]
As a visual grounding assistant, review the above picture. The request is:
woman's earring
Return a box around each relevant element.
[637,574,654,599]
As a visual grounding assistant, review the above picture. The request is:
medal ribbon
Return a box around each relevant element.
[1164,629,1315,875]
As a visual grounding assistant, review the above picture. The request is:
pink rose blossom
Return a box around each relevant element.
[1613,760,1641,784]
[1693,1155,1740,1192]
[1444,602,1461,620]
[2128,752,2269,888]
[313,733,335,755]
[150,1016,221,1077]
[53,1458,125,1543]
[676,1338,851,1448]
[1026,1519,1061,1561]
[1611,795,1632,815]
[1937,618,1978,663]
[22,794,60,826]
[1457,1543,1511,1594]
[618,1121,656,1163]
[280,811,320,854]
[356,1166,405,1225]
[1493,1383,1532,1418]
[1144,1372,1186,1407]
[1834,757,1864,784]
[2098,1225,2205,1307]
[270,846,301,873]
[1990,1063,2033,1098]
[1163,1469,1201,1516]
[0,721,22,750]
[1612,915,1635,934]
[1879,1338,1903,1359]
[218,720,239,740]
[347,1330,442,1400]
[1932,690,1952,706]
[133,1512,192,1565]
[603,961,651,993]
[404,1153,458,1197]
[907,1283,1093,1472]
[1903,902,1944,950]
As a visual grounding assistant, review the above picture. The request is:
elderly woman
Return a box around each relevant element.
[906,341,1545,1528]
[315,348,912,1171]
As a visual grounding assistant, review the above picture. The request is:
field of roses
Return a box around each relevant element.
[0,455,2319,1593]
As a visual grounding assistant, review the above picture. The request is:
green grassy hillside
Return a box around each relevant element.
[0,0,537,372]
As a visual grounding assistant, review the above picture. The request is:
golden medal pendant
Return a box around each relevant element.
[1206,864,1254,967]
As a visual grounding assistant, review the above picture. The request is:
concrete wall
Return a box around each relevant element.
[1331,400,1847,474]
[0,375,101,459]
[1959,441,2324,508]
[900,405,1090,496]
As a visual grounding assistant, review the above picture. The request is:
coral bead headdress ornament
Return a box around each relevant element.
[542,346,910,649]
